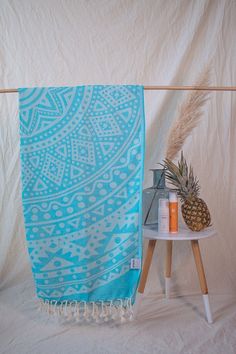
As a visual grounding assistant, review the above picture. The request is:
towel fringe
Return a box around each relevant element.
[39,298,134,323]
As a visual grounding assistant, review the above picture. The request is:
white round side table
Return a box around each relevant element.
[138,226,216,324]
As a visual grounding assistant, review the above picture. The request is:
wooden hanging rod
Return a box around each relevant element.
[0,86,236,94]
[144,85,236,91]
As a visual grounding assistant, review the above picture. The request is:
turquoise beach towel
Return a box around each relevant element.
[18,85,145,322]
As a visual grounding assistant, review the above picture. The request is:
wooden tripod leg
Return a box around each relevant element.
[191,240,213,323]
[191,240,208,294]
[165,240,173,298]
[138,239,157,294]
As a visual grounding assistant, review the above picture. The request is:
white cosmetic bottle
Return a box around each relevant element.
[158,198,169,233]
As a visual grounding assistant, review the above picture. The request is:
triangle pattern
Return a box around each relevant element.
[68,218,80,228]
[101,228,132,253]
[21,109,33,129]
[37,94,58,111]
[70,165,83,179]
[94,100,107,111]
[57,88,74,106]
[71,236,89,248]
[29,156,40,168]
[116,108,132,122]
[64,286,78,296]
[43,225,55,236]
[50,290,62,297]
[80,285,88,292]
[50,90,68,114]
[33,178,48,192]
[35,115,56,131]
[112,223,137,234]
[95,234,111,254]
[126,201,139,214]
[78,125,92,137]
[100,142,114,156]
[41,256,75,271]
[107,273,116,281]
[37,291,47,297]
[55,144,67,158]
[115,188,128,198]
[39,121,52,130]
[22,165,34,188]
[93,205,105,216]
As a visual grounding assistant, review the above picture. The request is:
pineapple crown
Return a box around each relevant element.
[163,151,200,202]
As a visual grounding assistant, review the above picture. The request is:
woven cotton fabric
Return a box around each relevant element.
[18,85,145,316]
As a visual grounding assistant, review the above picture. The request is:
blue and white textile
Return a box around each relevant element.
[18,85,145,322]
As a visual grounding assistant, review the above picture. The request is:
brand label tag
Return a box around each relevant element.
[130,258,141,269]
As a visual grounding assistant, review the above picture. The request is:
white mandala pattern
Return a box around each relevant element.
[19,85,144,304]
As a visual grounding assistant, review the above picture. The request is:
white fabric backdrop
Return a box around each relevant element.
[0,1,236,353]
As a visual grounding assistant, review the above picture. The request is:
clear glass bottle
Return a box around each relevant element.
[142,169,170,227]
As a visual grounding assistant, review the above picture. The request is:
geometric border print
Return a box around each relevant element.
[100,86,136,107]
[18,86,145,306]
[71,139,95,166]
[42,153,66,185]
[89,114,121,137]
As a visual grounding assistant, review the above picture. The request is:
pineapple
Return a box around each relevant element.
[163,152,211,232]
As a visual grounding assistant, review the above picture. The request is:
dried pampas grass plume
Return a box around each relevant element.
[165,66,211,161]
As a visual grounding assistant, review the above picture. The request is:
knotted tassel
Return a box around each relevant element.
[99,301,105,320]
[76,302,83,323]
[118,300,126,323]
[66,302,73,321]
[63,300,68,318]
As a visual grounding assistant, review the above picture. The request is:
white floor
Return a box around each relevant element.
[0,278,235,354]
